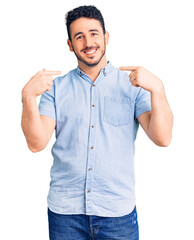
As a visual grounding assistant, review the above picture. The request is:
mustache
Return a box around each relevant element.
[82,46,99,52]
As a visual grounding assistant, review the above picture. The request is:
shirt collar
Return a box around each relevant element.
[75,61,114,78]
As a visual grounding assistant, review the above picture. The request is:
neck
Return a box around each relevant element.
[78,56,108,82]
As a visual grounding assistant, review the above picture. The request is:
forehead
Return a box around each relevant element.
[70,17,103,34]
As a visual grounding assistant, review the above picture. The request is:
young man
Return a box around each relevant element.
[21,5,173,240]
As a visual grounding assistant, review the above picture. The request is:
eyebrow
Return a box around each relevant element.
[74,29,100,39]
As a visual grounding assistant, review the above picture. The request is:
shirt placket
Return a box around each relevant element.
[85,79,98,214]
[79,68,106,214]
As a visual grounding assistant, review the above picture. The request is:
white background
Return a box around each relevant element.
[0,0,193,239]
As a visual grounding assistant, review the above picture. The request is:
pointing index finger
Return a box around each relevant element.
[43,70,62,75]
[119,66,138,71]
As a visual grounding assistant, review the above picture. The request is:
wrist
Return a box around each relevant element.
[150,81,165,95]
[22,90,36,103]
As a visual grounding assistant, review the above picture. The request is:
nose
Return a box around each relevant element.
[84,35,93,48]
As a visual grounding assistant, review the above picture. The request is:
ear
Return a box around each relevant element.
[105,31,109,45]
[67,39,74,52]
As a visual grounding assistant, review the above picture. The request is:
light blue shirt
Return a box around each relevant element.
[38,61,152,217]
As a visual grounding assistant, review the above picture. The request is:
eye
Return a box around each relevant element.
[76,35,82,40]
[92,32,98,36]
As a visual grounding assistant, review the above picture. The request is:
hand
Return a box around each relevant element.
[22,68,61,99]
[119,66,164,93]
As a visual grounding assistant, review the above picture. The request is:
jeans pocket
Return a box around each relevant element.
[103,96,134,127]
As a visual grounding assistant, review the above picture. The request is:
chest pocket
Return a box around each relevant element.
[103,96,134,127]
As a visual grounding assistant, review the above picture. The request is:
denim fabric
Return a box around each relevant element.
[39,61,151,217]
[48,206,139,240]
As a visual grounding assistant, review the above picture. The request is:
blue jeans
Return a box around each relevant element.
[48,206,139,240]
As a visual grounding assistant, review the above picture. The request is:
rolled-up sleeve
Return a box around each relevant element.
[38,83,56,120]
[135,87,152,119]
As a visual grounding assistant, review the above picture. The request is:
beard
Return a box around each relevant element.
[71,41,106,67]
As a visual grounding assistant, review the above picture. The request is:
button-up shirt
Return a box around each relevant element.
[38,61,152,217]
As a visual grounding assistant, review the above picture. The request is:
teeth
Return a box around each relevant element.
[85,49,96,54]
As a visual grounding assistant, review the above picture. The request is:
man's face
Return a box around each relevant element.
[67,17,109,67]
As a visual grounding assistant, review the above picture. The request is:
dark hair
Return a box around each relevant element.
[65,5,106,41]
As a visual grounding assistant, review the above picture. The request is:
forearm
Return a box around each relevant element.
[21,96,48,152]
[149,87,173,146]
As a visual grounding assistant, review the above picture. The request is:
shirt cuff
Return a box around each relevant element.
[39,108,56,120]
[135,106,152,119]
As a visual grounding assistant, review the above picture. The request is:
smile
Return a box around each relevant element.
[83,48,98,55]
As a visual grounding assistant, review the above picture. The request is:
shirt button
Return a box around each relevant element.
[87,189,90,193]
[88,168,92,171]
[90,146,93,149]
[91,125,94,128]
[92,104,95,107]
[93,84,95,87]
